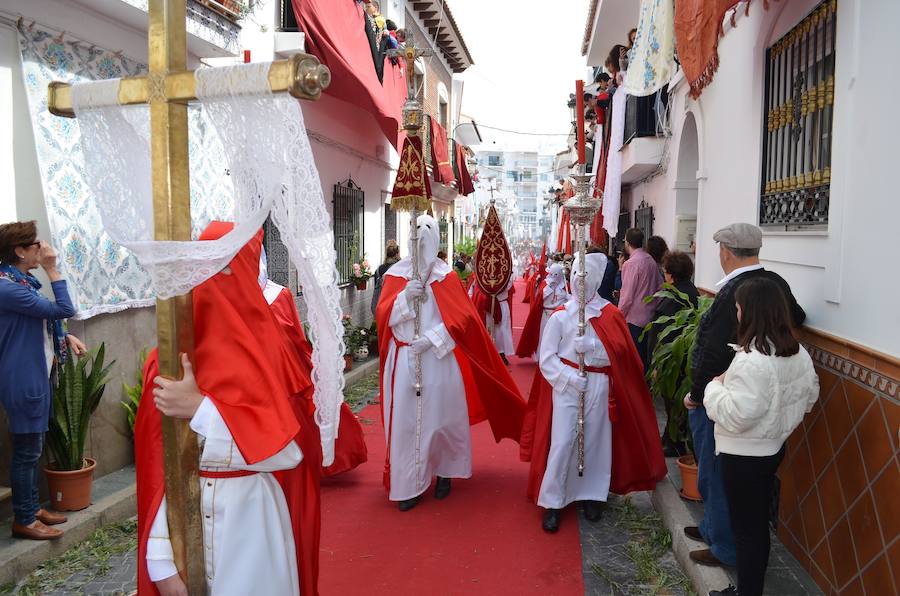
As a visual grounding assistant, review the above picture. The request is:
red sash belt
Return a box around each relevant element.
[199,469,258,479]
[560,357,611,375]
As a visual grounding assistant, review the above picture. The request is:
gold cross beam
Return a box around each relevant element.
[46,2,330,594]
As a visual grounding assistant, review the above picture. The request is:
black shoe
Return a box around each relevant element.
[684,526,705,542]
[398,496,421,512]
[690,548,725,567]
[500,353,510,365]
[542,509,561,533]
[709,586,738,596]
[583,501,605,522]
[435,476,451,500]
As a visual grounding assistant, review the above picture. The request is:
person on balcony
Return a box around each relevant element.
[0,220,82,541]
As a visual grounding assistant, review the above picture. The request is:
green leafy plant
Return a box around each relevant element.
[641,284,713,454]
[121,348,149,436]
[454,237,476,256]
[46,344,116,471]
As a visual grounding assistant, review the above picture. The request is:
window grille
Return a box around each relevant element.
[760,0,836,229]
[439,216,449,254]
[615,211,631,250]
[333,178,365,285]
[488,155,502,166]
[279,0,299,32]
[634,201,654,241]
[263,217,292,289]
[384,200,397,245]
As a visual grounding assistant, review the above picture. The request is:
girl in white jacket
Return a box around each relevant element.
[704,277,818,596]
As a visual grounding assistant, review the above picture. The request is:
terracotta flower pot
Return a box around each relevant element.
[44,457,96,511]
[344,355,353,372]
[677,454,702,502]
[355,281,367,290]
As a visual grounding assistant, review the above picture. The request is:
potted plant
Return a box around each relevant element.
[642,284,713,502]
[342,315,356,371]
[121,347,148,438]
[44,343,115,511]
[350,258,372,290]
[351,325,370,361]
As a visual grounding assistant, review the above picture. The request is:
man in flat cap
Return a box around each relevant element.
[682,223,805,569]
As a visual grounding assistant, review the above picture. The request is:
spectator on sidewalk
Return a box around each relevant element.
[647,251,698,457]
[704,277,819,596]
[683,222,805,571]
[617,228,663,371]
[646,235,669,276]
[0,221,81,541]
[371,241,400,315]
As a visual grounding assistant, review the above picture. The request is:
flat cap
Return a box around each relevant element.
[713,223,762,250]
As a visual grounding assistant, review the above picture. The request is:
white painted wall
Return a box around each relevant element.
[656,0,900,356]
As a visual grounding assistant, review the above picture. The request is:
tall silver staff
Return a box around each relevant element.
[564,167,600,476]
[387,36,432,466]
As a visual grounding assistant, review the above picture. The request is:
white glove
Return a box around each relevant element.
[573,335,593,355]
[405,280,425,306]
[570,372,588,393]
[409,336,433,355]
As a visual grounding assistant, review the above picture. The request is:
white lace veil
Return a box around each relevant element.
[71,63,344,465]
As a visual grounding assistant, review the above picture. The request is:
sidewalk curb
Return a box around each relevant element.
[0,466,137,588]
[343,357,379,387]
[652,474,732,596]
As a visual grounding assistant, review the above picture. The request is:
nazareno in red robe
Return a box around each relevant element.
[514,279,547,358]
[267,285,368,477]
[375,271,526,489]
[520,303,667,503]
[135,223,321,596]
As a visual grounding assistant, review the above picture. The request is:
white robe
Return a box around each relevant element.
[383,260,471,501]
[537,297,613,509]
[146,398,302,595]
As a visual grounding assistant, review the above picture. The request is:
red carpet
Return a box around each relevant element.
[318,280,584,595]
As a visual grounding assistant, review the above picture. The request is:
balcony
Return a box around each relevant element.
[620,88,668,185]
[74,0,241,56]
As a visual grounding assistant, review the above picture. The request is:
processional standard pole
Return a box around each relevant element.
[565,79,601,477]
[47,1,331,591]
[386,35,433,465]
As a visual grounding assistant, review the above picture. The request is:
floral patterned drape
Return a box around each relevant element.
[17,22,234,317]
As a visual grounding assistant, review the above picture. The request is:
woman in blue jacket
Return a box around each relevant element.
[0,221,84,540]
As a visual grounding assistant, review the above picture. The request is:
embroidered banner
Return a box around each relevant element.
[623,0,676,97]
[390,135,431,212]
[16,22,234,317]
[474,204,512,296]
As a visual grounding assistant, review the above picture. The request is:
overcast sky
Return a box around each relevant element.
[449,0,591,155]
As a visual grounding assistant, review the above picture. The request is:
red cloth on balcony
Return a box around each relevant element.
[455,143,475,196]
[292,0,407,148]
[674,0,744,98]
[429,116,456,185]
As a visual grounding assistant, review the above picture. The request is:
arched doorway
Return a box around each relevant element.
[674,113,699,256]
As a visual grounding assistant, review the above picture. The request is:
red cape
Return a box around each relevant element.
[469,272,514,324]
[376,271,526,491]
[268,286,368,476]
[520,304,666,503]
[135,225,320,595]
[515,280,547,358]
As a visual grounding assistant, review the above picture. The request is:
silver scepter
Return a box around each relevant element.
[564,166,600,477]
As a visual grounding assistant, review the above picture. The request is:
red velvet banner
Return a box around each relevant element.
[429,116,456,185]
[454,143,475,196]
[292,0,408,148]
[475,205,512,296]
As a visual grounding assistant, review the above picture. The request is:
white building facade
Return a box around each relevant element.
[584,1,900,592]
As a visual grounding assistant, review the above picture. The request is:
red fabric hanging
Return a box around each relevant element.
[429,116,457,185]
[454,143,475,196]
[291,0,408,148]
[675,0,746,98]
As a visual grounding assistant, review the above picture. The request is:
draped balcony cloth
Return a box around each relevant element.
[70,62,346,466]
[674,0,747,98]
[429,116,457,186]
[602,88,628,240]
[454,143,475,196]
[623,0,676,98]
[292,0,407,148]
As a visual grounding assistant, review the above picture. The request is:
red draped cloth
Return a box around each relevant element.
[292,0,407,148]
[520,304,667,502]
[429,116,456,185]
[454,143,475,196]
[675,0,744,98]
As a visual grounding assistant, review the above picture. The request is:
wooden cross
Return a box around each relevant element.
[47,1,330,593]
